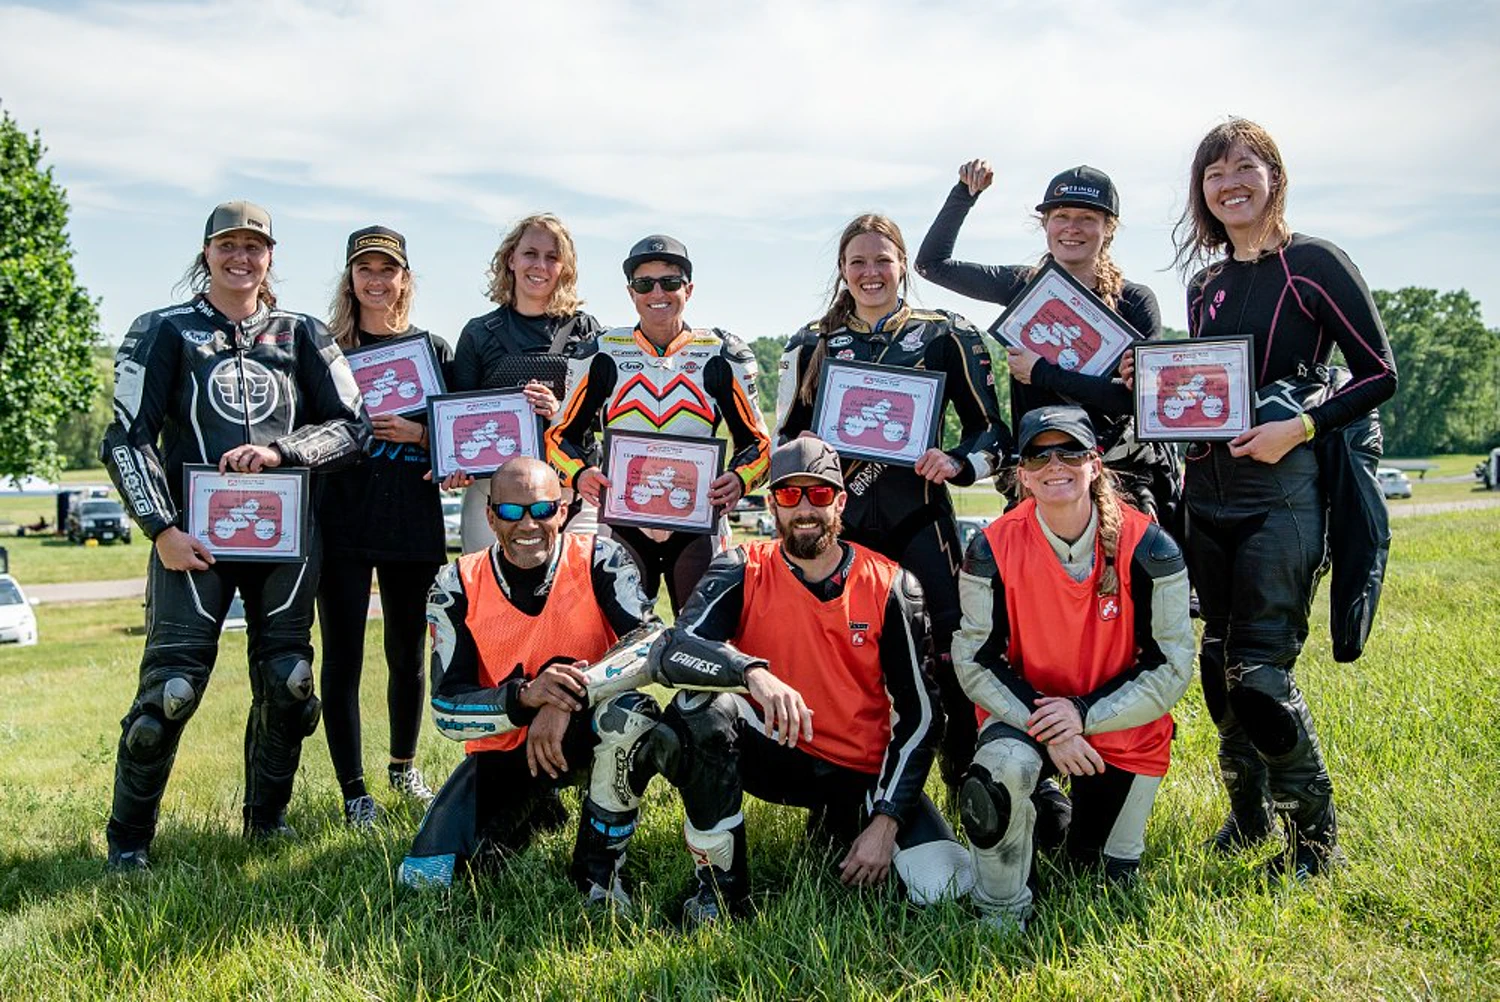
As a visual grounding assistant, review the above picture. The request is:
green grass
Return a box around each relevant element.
[2,511,1499,999]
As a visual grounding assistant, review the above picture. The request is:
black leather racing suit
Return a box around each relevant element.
[102,296,368,850]
[776,304,1011,792]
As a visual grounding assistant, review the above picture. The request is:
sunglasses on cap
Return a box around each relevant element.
[629,275,689,294]
[490,500,562,522]
[1019,446,1094,472]
[770,484,840,507]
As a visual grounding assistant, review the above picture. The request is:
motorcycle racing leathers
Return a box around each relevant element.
[102,296,368,852]
[776,304,1011,792]
[546,325,772,611]
[1186,234,1396,867]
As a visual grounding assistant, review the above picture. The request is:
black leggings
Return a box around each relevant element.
[316,555,440,793]
[607,525,718,615]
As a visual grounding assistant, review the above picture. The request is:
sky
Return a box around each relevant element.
[3,0,1498,350]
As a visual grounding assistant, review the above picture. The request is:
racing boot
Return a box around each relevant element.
[105,845,150,873]
[570,797,637,913]
[682,822,749,928]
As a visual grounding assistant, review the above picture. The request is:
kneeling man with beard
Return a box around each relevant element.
[633,437,974,924]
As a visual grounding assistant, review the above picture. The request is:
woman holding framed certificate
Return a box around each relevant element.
[776,214,1010,798]
[100,201,369,869]
[448,214,604,549]
[914,161,1180,528]
[1169,118,1397,880]
[317,226,453,826]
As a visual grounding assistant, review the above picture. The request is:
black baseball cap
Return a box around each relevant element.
[623,234,692,281]
[768,437,844,490]
[204,200,274,244]
[1036,166,1119,217]
[1016,405,1098,454]
[346,225,409,268]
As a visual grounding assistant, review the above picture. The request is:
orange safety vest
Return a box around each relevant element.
[457,534,616,753]
[734,540,900,774]
[981,498,1172,776]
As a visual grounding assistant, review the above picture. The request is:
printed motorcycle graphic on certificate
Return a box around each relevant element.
[833,388,917,450]
[622,458,699,516]
[208,492,283,547]
[599,430,725,534]
[1132,336,1253,442]
[355,359,423,417]
[1156,365,1230,429]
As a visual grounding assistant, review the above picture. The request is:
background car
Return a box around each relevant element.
[67,497,132,544]
[728,492,767,527]
[0,573,39,646]
[442,495,463,551]
[1376,467,1412,500]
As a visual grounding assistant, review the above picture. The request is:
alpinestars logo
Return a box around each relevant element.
[207,358,279,424]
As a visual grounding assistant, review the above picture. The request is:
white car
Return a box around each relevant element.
[442,495,463,551]
[0,574,39,647]
[1376,467,1412,500]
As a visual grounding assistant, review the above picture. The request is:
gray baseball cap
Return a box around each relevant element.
[623,234,692,280]
[204,200,274,244]
[768,437,844,490]
[1016,405,1098,454]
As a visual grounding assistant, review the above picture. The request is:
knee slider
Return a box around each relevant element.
[590,692,661,813]
[1226,664,1301,756]
[959,767,1012,851]
[260,657,321,736]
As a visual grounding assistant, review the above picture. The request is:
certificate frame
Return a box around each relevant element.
[183,464,310,562]
[344,332,446,418]
[811,359,946,466]
[1133,336,1254,442]
[427,388,546,480]
[989,259,1139,377]
[599,430,727,534]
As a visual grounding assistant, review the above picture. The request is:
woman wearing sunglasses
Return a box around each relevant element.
[317,226,453,826]
[1162,119,1395,879]
[776,213,1010,799]
[951,406,1193,929]
[448,214,604,550]
[915,161,1179,528]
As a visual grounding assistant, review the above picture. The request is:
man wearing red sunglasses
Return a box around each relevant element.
[631,437,973,925]
[398,457,663,908]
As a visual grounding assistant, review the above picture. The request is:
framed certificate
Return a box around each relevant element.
[990,260,1139,377]
[1133,336,1254,442]
[427,388,545,480]
[599,430,726,534]
[183,465,310,561]
[811,359,945,466]
[345,332,446,418]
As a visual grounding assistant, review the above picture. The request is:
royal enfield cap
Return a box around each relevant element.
[346,225,409,268]
[768,436,845,490]
[204,200,275,244]
[623,234,692,281]
[1017,405,1099,454]
[1035,166,1119,217]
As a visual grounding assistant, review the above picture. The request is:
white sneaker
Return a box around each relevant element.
[584,877,633,915]
[344,794,378,829]
[388,766,435,804]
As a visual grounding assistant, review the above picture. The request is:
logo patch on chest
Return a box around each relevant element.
[1098,595,1120,621]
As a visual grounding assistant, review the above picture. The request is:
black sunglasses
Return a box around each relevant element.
[1019,446,1093,471]
[629,275,688,294]
[491,500,562,522]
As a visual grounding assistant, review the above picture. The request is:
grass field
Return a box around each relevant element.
[1,510,1497,999]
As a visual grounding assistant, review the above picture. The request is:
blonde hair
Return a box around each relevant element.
[797,214,910,406]
[485,213,582,316]
[1015,457,1124,596]
[178,247,277,308]
[1031,211,1123,309]
[327,256,416,350]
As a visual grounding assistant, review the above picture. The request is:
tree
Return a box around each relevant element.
[52,347,114,469]
[1374,288,1500,456]
[0,105,102,479]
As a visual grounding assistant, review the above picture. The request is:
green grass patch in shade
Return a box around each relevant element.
[1,510,1498,999]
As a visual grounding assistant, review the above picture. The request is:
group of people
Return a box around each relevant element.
[99,117,1397,932]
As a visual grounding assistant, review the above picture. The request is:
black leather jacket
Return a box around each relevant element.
[101,296,369,539]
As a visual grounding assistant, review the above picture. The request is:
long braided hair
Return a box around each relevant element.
[796,213,909,407]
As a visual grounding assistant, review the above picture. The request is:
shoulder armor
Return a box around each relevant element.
[960,527,998,578]
[1136,522,1185,577]
[895,566,926,606]
[908,308,948,324]
[786,324,821,349]
[569,335,605,360]
[717,330,755,363]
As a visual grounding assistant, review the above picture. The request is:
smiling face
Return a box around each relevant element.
[770,476,846,560]
[1018,430,1099,510]
[841,231,903,319]
[204,232,271,301]
[486,458,563,569]
[1202,141,1277,245]
[1043,207,1108,271]
[350,251,407,320]
[628,261,692,341]
[507,224,563,312]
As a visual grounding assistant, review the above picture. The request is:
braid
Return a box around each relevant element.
[1090,466,1124,596]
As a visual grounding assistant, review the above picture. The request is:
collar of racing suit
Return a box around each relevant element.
[843,302,912,336]
[631,324,698,358]
[194,295,271,345]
